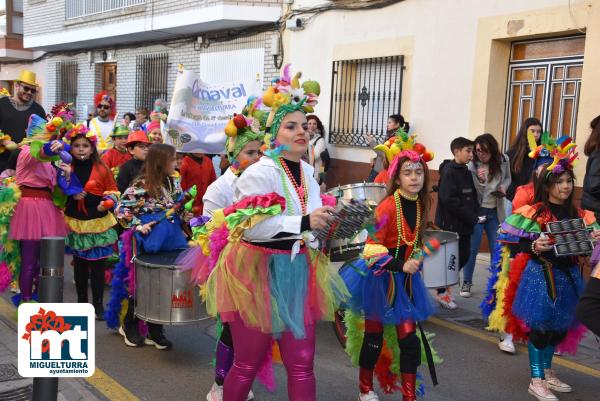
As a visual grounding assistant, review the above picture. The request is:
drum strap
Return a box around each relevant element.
[417,322,438,386]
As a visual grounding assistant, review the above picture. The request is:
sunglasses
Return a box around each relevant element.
[20,84,37,94]
[97,104,111,110]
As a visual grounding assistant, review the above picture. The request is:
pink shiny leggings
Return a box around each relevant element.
[224,318,316,401]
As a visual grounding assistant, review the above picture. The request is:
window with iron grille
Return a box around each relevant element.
[329,56,404,147]
[135,53,169,111]
[56,61,78,106]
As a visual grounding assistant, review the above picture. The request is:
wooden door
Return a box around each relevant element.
[504,36,585,147]
[103,63,117,101]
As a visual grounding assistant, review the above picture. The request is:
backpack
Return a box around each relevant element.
[315,136,331,172]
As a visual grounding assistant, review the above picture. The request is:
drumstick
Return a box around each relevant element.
[413,237,441,261]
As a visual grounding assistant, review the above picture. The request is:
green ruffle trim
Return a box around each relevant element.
[224,205,284,229]
[504,213,541,234]
[0,185,21,277]
[66,228,118,251]
[52,186,67,209]
[344,310,442,371]
[29,141,60,163]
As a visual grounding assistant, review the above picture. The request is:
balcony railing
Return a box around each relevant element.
[65,0,145,20]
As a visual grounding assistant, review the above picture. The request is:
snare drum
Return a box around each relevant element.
[326,183,386,261]
[422,230,460,288]
[327,183,387,206]
[134,250,207,325]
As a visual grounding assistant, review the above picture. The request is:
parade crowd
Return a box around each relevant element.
[0,67,599,401]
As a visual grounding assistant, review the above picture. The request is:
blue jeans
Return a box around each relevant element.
[462,207,499,284]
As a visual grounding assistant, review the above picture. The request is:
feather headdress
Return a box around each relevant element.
[373,128,434,179]
[527,130,578,173]
[257,64,320,157]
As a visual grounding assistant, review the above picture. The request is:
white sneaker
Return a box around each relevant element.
[545,369,572,393]
[528,378,558,401]
[206,383,254,401]
[459,282,472,298]
[206,383,222,401]
[436,289,457,309]
[358,390,380,401]
[498,335,516,354]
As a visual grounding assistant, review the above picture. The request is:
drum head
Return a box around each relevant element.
[135,250,184,267]
[424,230,459,244]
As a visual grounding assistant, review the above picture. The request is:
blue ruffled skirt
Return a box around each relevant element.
[340,256,436,324]
[512,259,583,332]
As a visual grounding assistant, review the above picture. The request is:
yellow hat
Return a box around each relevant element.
[16,70,38,87]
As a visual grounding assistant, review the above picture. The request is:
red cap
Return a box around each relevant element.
[126,130,151,146]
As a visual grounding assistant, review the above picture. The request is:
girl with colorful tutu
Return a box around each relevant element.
[59,124,119,319]
[340,131,437,401]
[113,143,189,349]
[8,105,71,303]
[204,65,348,401]
[484,134,600,401]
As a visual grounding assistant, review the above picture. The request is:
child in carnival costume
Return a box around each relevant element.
[203,65,349,401]
[177,100,265,401]
[340,130,439,401]
[107,144,190,350]
[101,124,132,178]
[4,104,73,303]
[58,123,119,319]
[482,132,600,401]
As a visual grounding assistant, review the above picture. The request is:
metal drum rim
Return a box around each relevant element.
[424,229,460,245]
[133,257,179,270]
[327,182,386,192]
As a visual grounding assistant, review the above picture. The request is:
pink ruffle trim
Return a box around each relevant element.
[223,193,286,216]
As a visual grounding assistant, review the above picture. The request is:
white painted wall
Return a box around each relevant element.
[285,0,588,165]
[0,59,48,107]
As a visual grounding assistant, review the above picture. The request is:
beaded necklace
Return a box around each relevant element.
[393,189,421,259]
[277,157,308,215]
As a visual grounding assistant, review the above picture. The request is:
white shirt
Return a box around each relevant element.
[308,134,326,180]
[202,168,236,216]
[234,157,322,243]
[90,117,114,152]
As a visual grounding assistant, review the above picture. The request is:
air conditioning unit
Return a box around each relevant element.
[286,18,304,31]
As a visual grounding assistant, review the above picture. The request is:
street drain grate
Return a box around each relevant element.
[454,318,488,330]
[0,384,32,401]
[0,364,20,383]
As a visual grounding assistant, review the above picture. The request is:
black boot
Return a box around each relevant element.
[119,298,144,347]
[93,302,105,321]
[146,323,172,350]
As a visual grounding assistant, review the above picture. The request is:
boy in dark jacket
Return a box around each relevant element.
[434,137,480,309]
[116,130,151,194]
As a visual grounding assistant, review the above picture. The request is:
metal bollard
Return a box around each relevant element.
[32,237,65,401]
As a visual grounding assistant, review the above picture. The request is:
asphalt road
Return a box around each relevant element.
[6,257,600,401]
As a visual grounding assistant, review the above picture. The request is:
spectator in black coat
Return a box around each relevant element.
[506,118,542,201]
[576,261,600,337]
[434,137,479,309]
[581,115,600,220]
